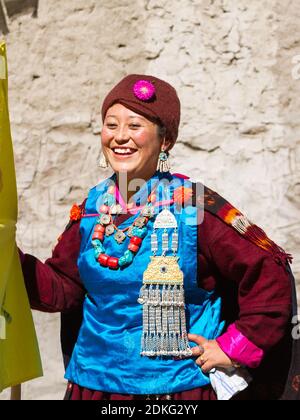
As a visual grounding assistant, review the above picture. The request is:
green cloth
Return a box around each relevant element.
[0,41,42,392]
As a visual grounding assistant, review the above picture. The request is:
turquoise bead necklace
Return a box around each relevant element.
[91,185,156,269]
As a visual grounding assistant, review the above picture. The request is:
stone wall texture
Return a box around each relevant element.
[0,0,299,400]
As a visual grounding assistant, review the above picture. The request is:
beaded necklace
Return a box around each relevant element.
[92,185,156,269]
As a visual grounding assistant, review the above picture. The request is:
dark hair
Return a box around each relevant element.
[157,124,167,140]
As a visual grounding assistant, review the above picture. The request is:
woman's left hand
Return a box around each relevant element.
[188,333,234,373]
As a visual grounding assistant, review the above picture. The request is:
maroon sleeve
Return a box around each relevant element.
[21,214,86,313]
[198,210,292,353]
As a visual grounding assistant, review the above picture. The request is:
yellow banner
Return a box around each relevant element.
[0,41,42,392]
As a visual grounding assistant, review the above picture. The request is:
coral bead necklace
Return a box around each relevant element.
[92,185,156,269]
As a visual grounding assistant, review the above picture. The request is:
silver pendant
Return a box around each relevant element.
[143,256,183,285]
[171,231,178,253]
[105,224,115,236]
[127,226,134,238]
[151,232,158,253]
[141,205,155,218]
[114,230,126,244]
[138,207,192,358]
[154,208,177,229]
[100,214,111,225]
[110,204,123,215]
[134,216,147,228]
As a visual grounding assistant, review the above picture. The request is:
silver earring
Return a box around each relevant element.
[99,151,109,168]
[157,151,170,173]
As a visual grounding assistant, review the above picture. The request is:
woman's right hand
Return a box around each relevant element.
[188,333,235,373]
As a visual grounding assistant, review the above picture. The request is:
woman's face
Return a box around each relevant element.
[101,103,168,182]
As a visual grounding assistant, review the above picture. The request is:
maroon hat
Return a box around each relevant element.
[101,74,181,145]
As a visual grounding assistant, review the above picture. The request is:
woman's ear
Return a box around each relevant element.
[162,138,173,152]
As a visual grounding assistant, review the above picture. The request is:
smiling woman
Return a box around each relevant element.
[101,104,171,187]
[19,73,296,400]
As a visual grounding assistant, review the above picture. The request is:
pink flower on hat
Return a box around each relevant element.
[133,80,155,101]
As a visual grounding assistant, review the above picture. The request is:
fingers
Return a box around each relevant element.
[195,353,215,373]
[188,333,209,359]
[175,344,204,360]
[188,333,208,346]
[190,344,205,357]
[200,360,215,373]
[193,339,233,372]
[195,352,208,366]
[187,335,225,373]
[188,334,208,358]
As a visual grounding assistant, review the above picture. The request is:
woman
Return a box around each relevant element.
[20,74,295,400]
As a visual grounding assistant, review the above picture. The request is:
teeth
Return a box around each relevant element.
[113,148,135,154]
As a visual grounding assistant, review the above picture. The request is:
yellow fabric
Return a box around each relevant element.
[0,41,42,392]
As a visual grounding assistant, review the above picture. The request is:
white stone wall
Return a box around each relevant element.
[0,0,299,399]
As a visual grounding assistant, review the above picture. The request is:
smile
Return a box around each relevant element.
[111,147,138,157]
